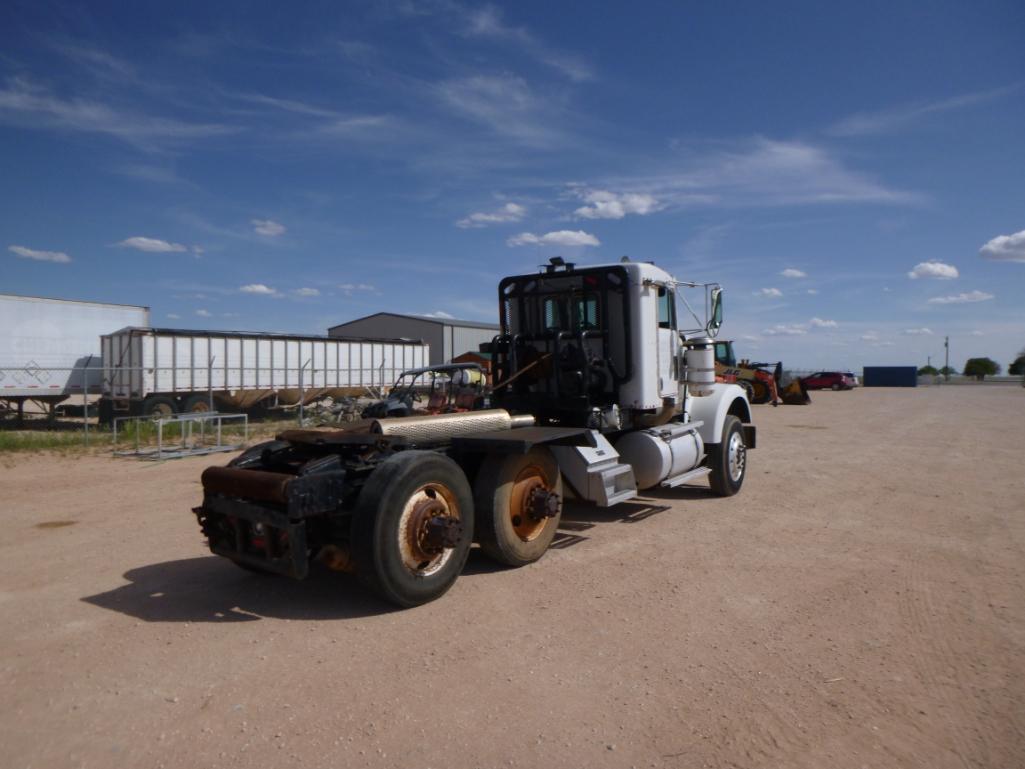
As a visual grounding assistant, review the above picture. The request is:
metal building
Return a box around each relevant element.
[327,313,499,366]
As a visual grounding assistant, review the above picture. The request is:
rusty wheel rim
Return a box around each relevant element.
[509,465,553,542]
[190,400,211,413]
[397,483,459,576]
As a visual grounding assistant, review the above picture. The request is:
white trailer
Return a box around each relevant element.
[0,294,149,405]
[101,327,428,418]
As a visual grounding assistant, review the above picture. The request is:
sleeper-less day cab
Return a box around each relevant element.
[192,258,755,607]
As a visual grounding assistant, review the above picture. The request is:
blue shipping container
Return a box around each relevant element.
[863,366,917,387]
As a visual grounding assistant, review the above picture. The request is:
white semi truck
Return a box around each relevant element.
[193,259,754,606]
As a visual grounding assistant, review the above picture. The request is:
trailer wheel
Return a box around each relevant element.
[351,451,474,607]
[474,448,563,567]
[139,395,177,418]
[183,394,214,413]
[708,415,746,497]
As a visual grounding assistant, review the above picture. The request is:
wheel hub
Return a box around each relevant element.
[526,486,560,521]
[402,491,462,572]
[509,469,560,542]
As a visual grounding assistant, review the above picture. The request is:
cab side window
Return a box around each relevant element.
[657,286,675,329]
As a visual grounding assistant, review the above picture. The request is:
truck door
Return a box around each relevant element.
[656,285,677,397]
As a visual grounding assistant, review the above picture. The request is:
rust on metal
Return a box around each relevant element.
[317,544,356,573]
[276,420,376,444]
[201,466,292,504]
[509,464,558,542]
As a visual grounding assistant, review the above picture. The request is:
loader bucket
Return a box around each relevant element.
[781,379,811,405]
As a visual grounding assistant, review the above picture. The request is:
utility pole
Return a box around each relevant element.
[944,336,950,382]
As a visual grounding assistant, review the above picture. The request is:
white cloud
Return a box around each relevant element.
[903,328,933,336]
[573,190,660,220]
[970,330,984,336]
[251,219,285,237]
[907,260,959,280]
[979,229,1025,262]
[810,317,838,328]
[0,75,237,150]
[118,236,187,253]
[807,288,819,295]
[191,245,204,256]
[928,290,994,305]
[780,268,806,278]
[239,283,277,295]
[653,137,917,207]
[338,282,376,296]
[437,74,561,147]
[508,230,600,247]
[741,334,761,342]
[9,244,71,263]
[293,287,320,297]
[829,84,1021,137]
[456,202,526,228]
[463,6,593,82]
[196,309,211,317]
[423,310,456,319]
[754,287,783,298]
[762,324,807,336]
[861,332,880,342]
[166,313,180,320]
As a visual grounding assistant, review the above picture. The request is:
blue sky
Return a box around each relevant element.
[2,0,1023,370]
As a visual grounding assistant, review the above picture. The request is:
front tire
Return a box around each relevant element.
[474,448,563,567]
[708,415,747,497]
[351,451,474,607]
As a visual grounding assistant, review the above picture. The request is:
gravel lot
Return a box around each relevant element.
[2,386,1023,769]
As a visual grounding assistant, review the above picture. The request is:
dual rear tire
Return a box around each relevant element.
[350,447,564,606]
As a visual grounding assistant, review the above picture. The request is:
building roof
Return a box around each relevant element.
[329,311,499,333]
[0,292,149,311]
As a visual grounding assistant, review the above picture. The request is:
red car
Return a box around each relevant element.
[800,371,856,390]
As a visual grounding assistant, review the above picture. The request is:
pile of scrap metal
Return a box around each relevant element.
[360,362,488,419]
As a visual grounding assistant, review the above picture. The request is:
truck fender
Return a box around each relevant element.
[686,383,752,447]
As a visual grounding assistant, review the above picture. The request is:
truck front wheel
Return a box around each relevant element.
[351,451,474,607]
[708,415,747,497]
[474,448,563,567]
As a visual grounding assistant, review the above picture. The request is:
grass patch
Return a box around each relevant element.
[0,416,313,455]
[0,430,98,452]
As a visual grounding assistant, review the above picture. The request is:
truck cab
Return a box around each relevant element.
[490,257,728,432]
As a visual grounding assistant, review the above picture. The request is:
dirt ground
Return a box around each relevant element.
[1,386,1023,769]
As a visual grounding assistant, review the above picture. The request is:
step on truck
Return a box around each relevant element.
[193,258,755,607]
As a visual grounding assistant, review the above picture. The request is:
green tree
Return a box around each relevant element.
[963,357,1000,381]
[1009,349,1025,376]
[917,364,939,375]
[939,365,957,377]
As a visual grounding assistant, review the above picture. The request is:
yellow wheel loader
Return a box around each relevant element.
[714,340,810,405]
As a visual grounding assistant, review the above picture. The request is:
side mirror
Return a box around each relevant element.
[709,288,723,332]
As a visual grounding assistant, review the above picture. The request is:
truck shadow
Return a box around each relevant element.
[82,487,716,624]
[81,557,397,623]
